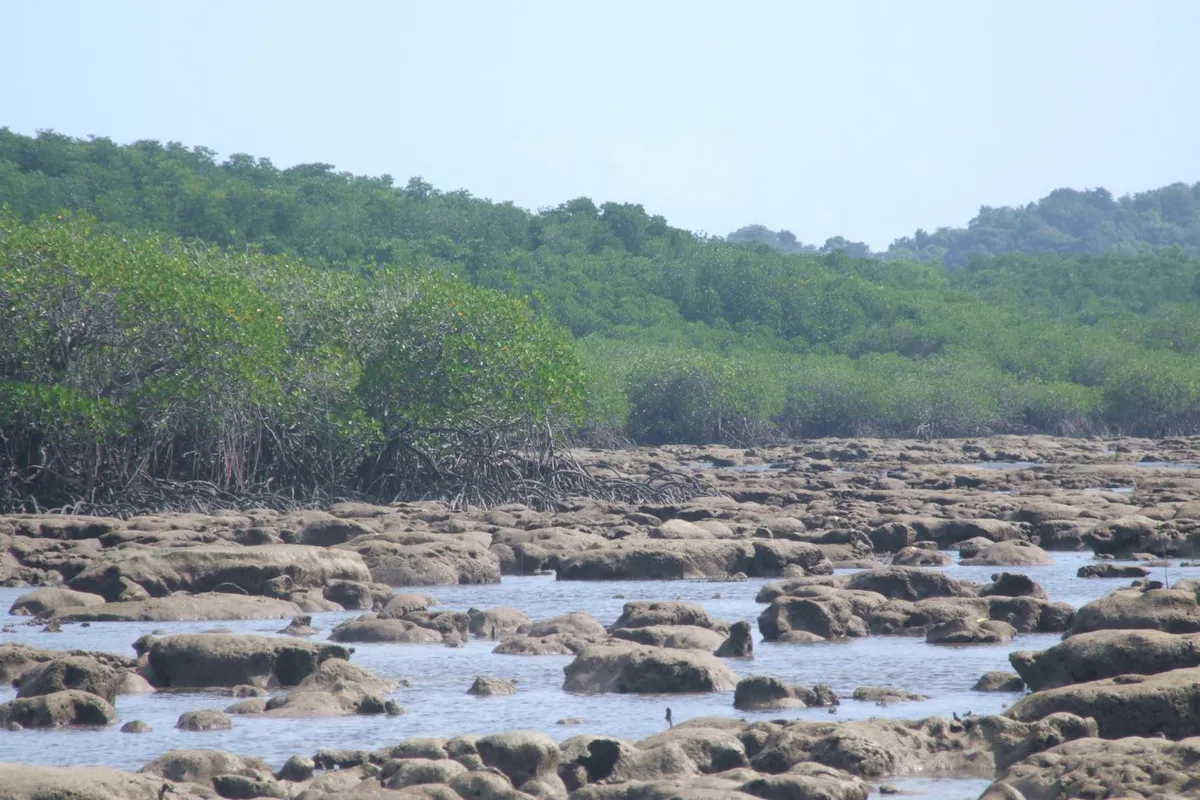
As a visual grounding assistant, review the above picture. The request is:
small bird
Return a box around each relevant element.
[952,712,960,721]
[665,707,673,728]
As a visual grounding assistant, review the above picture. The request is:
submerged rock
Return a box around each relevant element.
[563,644,739,693]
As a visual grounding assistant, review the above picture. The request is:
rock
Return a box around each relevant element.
[1067,586,1200,636]
[0,642,136,683]
[520,612,607,639]
[926,618,1015,644]
[7,587,106,617]
[563,644,739,693]
[328,616,443,644]
[342,538,501,585]
[556,541,830,581]
[637,725,750,773]
[1010,629,1200,691]
[734,676,838,711]
[141,749,275,789]
[296,518,375,547]
[145,634,351,688]
[0,689,117,727]
[67,544,371,600]
[212,774,287,799]
[1084,515,1165,558]
[1009,503,1081,525]
[14,655,122,703]
[176,710,233,731]
[1006,666,1200,738]
[447,771,525,799]
[48,593,303,622]
[612,601,728,632]
[972,671,1025,692]
[651,519,714,540]
[469,675,517,696]
[321,579,384,610]
[850,686,928,703]
[469,607,532,638]
[612,625,727,651]
[961,541,1054,566]
[492,636,579,656]
[980,572,1048,599]
[757,592,874,642]
[714,621,754,658]
[0,763,215,800]
[381,592,438,616]
[1076,563,1150,578]
[476,731,560,787]
[891,547,951,567]
[279,615,317,636]
[381,758,468,790]
[984,736,1200,800]
[121,719,153,733]
[276,755,315,782]
[843,567,977,601]
[935,518,1026,548]
[740,767,870,800]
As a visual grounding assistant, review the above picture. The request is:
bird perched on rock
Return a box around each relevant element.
[665,707,673,728]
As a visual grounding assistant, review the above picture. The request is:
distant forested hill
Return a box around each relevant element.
[730,183,1200,266]
[3,126,1200,471]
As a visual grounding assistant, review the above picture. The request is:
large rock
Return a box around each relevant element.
[980,572,1047,599]
[843,567,978,601]
[1010,629,1200,691]
[0,689,117,727]
[144,634,351,688]
[141,749,275,791]
[733,676,838,711]
[67,544,371,600]
[0,764,216,800]
[715,621,754,658]
[611,601,728,632]
[556,541,830,581]
[0,642,136,683]
[339,538,501,585]
[520,612,607,639]
[230,658,400,717]
[563,644,739,693]
[1084,515,1165,557]
[8,587,106,617]
[14,655,123,703]
[1067,586,1200,636]
[176,710,233,731]
[925,618,1015,645]
[296,518,375,547]
[469,607,531,638]
[49,593,302,622]
[612,625,727,651]
[960,540,1054,566]
[1006,666,1200,739]
[476,731,560,787]
[983,736,1200,800]
[328,616,443,644]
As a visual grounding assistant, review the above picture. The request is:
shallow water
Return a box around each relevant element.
[1,551,1194,780]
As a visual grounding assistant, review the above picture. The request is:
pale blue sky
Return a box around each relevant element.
[3,1,1198,248]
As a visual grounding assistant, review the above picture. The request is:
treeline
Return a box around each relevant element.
[3,128,1200,481]
[730,183,1200,266]
[0,214,584,509]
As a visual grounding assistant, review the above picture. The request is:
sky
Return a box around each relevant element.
[3,1,1199,249]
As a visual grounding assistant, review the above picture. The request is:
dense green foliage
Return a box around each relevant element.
[731,183,1200,266]
[3,126,1200,479]
[0,212,585,507]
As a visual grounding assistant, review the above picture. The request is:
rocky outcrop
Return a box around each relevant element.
[49,593,302,622]
[1066,585,1200,636]
[142,633,351,688]
[7,587,106,617]
[468,675,517,696]
[733,676,838,710]
[563,644,739,693]
[66,544,371,600]
[843,567,978,602]
[338,538,501,585]
[611,625,727,651]
[960,540,1054,566]
[1006,666,1200,739]
[1011,629,1200,691]
[328,616,444,644]
[556,541,831,581]
[175,710,233,731]
[0,764,216,800]
[611,601,729,632]
[14,655,124,703]
[715,621,754,658]
[0,689,118,727]
[982,736,1200,800]
[973,671,1025,692]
